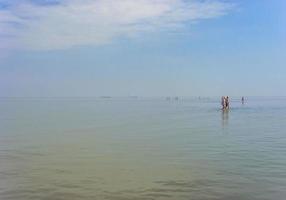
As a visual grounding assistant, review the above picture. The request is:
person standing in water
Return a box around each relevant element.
[242,96,245,104]
[225,96,230,109]
[221,96,226,109]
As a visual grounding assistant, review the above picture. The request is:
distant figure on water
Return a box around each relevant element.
[225,96,230,109]
[221,96,230,110]
[221,96,225,109]
[241,96,245,104]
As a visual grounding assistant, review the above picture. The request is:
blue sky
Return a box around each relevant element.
[0,0,285,97]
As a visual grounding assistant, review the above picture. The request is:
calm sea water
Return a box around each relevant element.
[1,97,286,200]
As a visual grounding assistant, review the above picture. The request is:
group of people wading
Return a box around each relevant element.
[221,96,245,110]
[221,96,230,110]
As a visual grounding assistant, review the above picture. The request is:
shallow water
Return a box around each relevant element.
[1,97,286,200]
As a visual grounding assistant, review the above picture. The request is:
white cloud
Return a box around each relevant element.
[0,0,234,50]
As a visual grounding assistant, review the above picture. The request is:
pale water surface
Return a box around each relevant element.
[1,97,286,200]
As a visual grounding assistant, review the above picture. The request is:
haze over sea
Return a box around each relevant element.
[1,97,286,200]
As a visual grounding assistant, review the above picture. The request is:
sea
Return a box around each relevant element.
[1,97,286,200]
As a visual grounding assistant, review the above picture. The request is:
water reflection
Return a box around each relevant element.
[221,109,229,127]
[2,98,286,200]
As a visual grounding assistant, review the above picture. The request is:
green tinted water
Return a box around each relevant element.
[1,97,286,199]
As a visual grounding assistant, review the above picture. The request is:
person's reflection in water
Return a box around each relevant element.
[221,108,229,127]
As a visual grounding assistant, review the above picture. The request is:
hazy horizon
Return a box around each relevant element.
[1,2,286,199]
[1,0,285,97]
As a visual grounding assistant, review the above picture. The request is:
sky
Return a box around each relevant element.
[0,0,285,97]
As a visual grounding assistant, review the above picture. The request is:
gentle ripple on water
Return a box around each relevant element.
[0,97,286,200]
